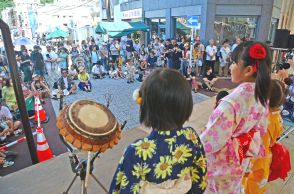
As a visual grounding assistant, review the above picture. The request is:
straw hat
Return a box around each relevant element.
[78,66,85,72]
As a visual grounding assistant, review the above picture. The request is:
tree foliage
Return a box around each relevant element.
[0,0,14,11]
[40,0,54,4]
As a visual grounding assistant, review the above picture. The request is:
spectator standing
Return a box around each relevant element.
[205,39,217,73]
[193,36,205,75]
[126,59,136,83]
[126,35,134,59]
[43,45,57,76]
[31,45,45,77]
[231,36,242,52]
[90,46,100,71]
[165,39,174,68]
[81,45,92,73]
[182,43,190,75]
[219,39,231,77]
[89,40,99,52]
[19,49,32,82]
[58,48,69,72]
[133,39,141,60]
[171,45,182,70]
[100,43,109,72]
[110,40,120,68]
[70,44,79,65]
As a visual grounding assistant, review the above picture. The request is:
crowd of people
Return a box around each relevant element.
[109,41,293,194]
[0,31,293,189]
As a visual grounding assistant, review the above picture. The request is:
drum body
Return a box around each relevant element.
[57,100,122,152]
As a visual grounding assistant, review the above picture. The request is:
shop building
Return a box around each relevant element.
[143,0,276,43]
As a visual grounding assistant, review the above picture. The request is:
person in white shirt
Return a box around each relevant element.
[219,39,231,77]
[205,39,217,73]
[92,61,106,79]
[231,37,242,52]
[68,65,78,80]
[0,100,22,139]
[43,45,57,76]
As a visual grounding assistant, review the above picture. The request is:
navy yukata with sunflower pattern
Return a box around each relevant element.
[109,127,207,194]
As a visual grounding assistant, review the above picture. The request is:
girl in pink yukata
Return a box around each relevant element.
[200,41,272,194]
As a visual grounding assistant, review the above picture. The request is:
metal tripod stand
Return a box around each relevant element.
[59,137,109,194]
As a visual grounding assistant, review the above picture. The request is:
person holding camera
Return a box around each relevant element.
[43,45,57,76]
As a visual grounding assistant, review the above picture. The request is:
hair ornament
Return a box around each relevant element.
[133,89,142,105]
[249,43,267,73]
[249,43,267,60]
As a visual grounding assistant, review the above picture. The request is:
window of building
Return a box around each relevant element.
[214,16,258,43]
[149,18,166,40]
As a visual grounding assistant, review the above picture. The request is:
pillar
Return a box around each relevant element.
[200,0,216,44]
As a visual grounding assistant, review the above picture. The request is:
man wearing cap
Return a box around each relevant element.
[20,49,32,82]
[43,45,57,76]
[31,45,45,77]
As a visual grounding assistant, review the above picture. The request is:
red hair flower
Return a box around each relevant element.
[249,44,267,60]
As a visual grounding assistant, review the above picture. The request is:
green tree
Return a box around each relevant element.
[40,0,54,4]
[0,0,14,12]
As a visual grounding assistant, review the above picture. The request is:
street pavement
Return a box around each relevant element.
[49,74,209,130]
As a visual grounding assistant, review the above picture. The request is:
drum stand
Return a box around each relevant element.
[58,137,108,194]
[59,93,127,194]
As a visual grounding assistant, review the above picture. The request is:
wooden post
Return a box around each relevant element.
[0,19,39,164]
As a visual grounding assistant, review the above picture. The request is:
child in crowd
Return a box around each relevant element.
[242,80,285,194]
[214,90,229,109]
[126,59,136,83]
[68,65,78,80]
[117,64,125,78]
[200,41,272,193]
[109,68,207,194]
[109,66,119,79]
[185,66,198,93]
[78,66,91,92]
[92,61,105,79]
[31,74,50,104]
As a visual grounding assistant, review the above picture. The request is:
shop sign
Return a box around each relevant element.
[122,8,142,19]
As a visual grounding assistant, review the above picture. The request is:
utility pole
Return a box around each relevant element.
[105,0,111,21]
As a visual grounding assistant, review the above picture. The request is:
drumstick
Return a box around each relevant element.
[85,151,91,188]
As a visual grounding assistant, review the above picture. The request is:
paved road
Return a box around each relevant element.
[50,75,209,130]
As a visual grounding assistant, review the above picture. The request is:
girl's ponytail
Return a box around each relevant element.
[232,41,272,107]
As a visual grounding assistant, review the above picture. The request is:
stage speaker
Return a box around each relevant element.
[288,34,294,49]
[273,29,290,48]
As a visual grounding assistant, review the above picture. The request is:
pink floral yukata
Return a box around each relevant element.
[200,82,268,194]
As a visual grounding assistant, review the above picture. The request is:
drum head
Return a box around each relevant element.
[68,100,117,137]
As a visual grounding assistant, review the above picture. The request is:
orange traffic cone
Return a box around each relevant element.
[36,126,53,162]
[34,96,48,123]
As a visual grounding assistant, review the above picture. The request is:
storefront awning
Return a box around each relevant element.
[128,21,149,32]
[95,21,149,37]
